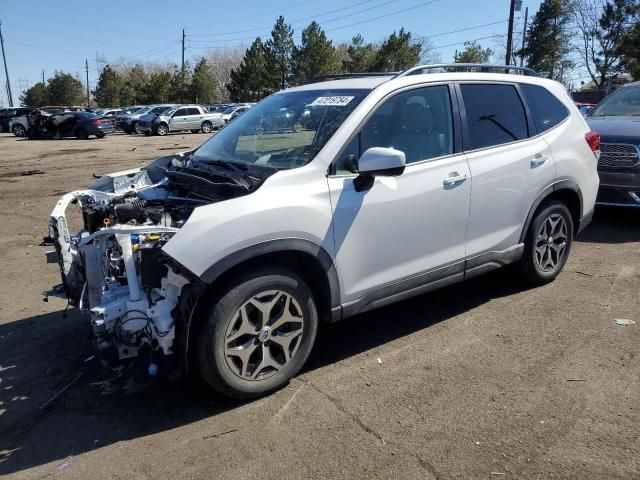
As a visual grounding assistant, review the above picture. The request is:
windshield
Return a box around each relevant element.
[135,106,152,114]
[192,89,370,170]
[151,105,172,114]
[590,86,640,116]
[222,107,237,114]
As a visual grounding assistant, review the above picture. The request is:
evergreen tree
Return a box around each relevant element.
[170,62,193,103]
[454,41,493,63]
[265,16,295,90]
[227,38,274,101]
[292,22,341,84]
[20,82,49,107]
[139,71,172,104]
[619,19,640,79]
[343,34,377,73]
[46,71,84,105]
[521,0,573,80]
[191,57,218,103]
[93,65,124,107]
[370,29,421,72]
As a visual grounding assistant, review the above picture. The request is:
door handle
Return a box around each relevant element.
[443,172,468,186]
[531,154,548,167]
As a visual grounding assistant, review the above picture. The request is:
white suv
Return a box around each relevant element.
[46,65,600,398]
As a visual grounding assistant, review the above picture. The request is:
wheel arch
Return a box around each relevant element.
[520,181,583,243]
[179,239,341,372]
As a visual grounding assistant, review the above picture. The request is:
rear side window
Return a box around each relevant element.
[520,84,568,133]
[186,108,201,115]
[460,84,528,150]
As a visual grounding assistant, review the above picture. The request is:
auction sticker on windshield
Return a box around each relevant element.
[310,96,355,107]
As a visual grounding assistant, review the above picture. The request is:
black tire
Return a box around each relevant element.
[132,122,141,134]
[96,133,105,139]
[13,124,26,137]
[144,131,151,136]
[74,127,89,140]
[519,200,573,285]
[200,121,213,134]
[155,123,169,136]
[196,266,318,399]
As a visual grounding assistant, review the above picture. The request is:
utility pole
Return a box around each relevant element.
[520,6,528,67]
[505,0,516,66]
[181,28,185,100]
[0,19,14,107]
[181,29,185,74]
[85,58,90,107]
[42,70,45,84]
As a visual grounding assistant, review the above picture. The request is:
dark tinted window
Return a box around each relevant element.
[461,84,528,150]
[186,107,200,115]
[173,108,189,116]
[520,84,568,132]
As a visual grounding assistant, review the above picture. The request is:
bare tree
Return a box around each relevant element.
[418,37,442,65]
[206,48,245,102]
[571,0,637,90]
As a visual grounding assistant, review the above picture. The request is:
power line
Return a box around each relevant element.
[325,0,440,32]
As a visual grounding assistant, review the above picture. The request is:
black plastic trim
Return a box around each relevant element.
[199,238,341,311]
[577,208,594,234]
[519,180,583,243]
[464,244,524,280]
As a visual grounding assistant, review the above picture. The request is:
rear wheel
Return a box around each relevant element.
[74,127,89,140]
[96,132,105,139]
[519,200,573,284]
[201,121,213,134]
[155,123,169,136]
[196,267,318,399]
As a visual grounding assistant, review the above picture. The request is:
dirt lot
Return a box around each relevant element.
[0,131,639,480]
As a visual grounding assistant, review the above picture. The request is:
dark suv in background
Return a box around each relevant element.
[0,107,32,132]
[587,81,640,207]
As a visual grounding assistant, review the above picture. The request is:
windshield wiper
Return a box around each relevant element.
[189,158,256,189]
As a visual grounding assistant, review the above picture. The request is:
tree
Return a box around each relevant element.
[20,82,49,107]
[618,19,640,79]
[93,65,124,107]
[292,21,341,84]
[521,0,573,80]
[371,29,421,72]
[343,34,377,73]
[265,16,295,90]
[572,0,639,90]
[227,38,275,101]
[454,41,493,63]
[139,71,172,104]
[206,48,244,101]
[46,71,84,105]
[170,61,192,103]
[191,57,218,103]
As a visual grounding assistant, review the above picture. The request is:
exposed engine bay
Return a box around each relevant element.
[46,151,274,367]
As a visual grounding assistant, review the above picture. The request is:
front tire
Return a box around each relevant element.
[155,123,169,136]
[196,267,318,399]
[13,124,26,137]
[519,200,573,284]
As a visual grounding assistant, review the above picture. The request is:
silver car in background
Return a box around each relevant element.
[138,105,224,136]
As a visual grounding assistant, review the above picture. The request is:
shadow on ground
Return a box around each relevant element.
[0,208,630,475]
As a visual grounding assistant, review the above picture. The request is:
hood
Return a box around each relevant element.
[587,116,640,143]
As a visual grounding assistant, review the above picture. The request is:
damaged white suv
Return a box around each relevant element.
[46,65,600,398]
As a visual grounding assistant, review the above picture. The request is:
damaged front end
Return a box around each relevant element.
[45,151,273,368]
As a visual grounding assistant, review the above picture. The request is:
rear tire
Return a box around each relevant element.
[96,133,105,139]
[519,200,573,285]
[201,121,213,134]
[74,127,89,140]
[196,267,318,399]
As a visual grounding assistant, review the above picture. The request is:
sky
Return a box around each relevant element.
[0,0,545,106]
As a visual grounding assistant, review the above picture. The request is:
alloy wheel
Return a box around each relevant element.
[224,290,304,381]
[534,213,568,273]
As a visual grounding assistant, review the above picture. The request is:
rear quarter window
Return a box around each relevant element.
[460,83,529,150]
[520,83,569,133]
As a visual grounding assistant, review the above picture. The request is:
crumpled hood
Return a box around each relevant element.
[587,116,640,142]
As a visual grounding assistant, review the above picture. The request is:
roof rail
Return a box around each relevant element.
[306,72,397,84]
[395,63,539,77]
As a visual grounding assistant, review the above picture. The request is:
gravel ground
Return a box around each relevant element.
[0,132,638,480]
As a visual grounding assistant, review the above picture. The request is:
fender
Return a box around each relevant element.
[199,238,341,312]
[519,180,583,243]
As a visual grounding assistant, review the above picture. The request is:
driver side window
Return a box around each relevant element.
[335,85,454,174]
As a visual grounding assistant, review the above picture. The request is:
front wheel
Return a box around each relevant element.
[155,123,169,136]
[196,267,318,399]
[519,200,573,284]
[13,124,26,137]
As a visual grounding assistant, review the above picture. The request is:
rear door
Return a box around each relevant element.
[458,82,555,261]
[170,107,190,131]
[185,107,203,129]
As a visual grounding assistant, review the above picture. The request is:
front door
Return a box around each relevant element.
[170,107,190,131]
[327,84,471,306]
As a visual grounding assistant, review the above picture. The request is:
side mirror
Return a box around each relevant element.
[353,147,406,192]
